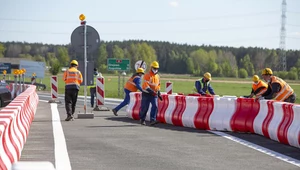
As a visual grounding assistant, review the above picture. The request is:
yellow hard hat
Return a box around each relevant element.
[262,68,273,75]
[204,72,212,80]
[70,60,78,66]
[136,68,145,74]
[151,61,159,69]
[252,75,260,82]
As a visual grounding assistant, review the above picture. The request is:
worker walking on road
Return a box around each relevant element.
[88,68,99,108]
[63,60,83,121]
[194,72,216,96]
[244,75,268,98]
[139,61,162,126]
[112,68,145,116]
[261,68,296,103]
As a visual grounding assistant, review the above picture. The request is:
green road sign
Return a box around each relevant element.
[107,58,130,71]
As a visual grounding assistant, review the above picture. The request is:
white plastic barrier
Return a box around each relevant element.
[181,96,198,128]
[253,100,273,136]
[164,95,177,125]
[268,102,285,142]
[209,96,237,131]
[287,105,300,148]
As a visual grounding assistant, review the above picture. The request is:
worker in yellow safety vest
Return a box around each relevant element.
[63,60,83,121]
[194,72,216,96]
[261,68,296,103]
[88,68,99,108]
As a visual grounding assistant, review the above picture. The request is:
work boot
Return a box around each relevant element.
[150,120,159,126]
[65,115,74,121]
[140,120,146,125]
[112,109,118,116]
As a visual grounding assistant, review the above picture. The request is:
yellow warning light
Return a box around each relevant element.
[79,14,86,21]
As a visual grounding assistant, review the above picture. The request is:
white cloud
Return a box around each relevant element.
[169,1,179,7]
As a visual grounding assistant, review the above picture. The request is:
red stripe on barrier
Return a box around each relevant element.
[230,98,260,133]
[157,94,169,123]
[261,101,275,139]
[0,121,14,164]
[171,95,186,126]
[277,103,294,145]
[0,156,7,170]
[194,97,214,130]
[132,93,142,120]
[299,131,300,146]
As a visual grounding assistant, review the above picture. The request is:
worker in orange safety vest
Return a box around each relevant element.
[260,68,296,103]
[244,75,268,98]
[112,68,145,116]
[63,60,83,121]
[139,61,162,126]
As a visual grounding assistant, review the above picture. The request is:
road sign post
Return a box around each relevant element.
[107,58,130,97]
[71,14,101,119]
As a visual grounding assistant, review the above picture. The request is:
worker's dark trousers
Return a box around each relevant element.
[90,87,96,107]
[284,93,296,103]
[65,89,79,116]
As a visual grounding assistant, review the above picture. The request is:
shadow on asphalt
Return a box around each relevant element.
[86,124,139,128]
[105,116,214,135]
[106,116,300,161]
[225,132,300,160]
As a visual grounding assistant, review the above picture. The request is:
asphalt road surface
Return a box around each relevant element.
[19,93,300,170]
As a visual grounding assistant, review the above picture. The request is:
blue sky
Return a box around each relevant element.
[0,0,299,49]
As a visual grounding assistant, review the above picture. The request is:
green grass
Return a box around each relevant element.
[17,72,300,104]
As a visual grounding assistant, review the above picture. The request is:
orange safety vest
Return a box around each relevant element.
[63,67,83,88]
[124,76,139,92]
[142,71,160,92]
[252,80,268,97]
[270,76,294,101]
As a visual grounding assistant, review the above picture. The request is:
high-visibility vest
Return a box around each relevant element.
[88,76,97,88]
[193,78,210,93]
[142,71,160,92]
[124,76,139,92]
[270,76,294,101]
[63,67,83,89]
[252,80,268,97]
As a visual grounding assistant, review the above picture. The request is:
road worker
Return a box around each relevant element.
[139,61,162,126]
[88,68,99,108]
[261,68,296,103]
[63,60,83,121]
[112,68,145,116]
[244,75,268,98]
[194,72,215,96]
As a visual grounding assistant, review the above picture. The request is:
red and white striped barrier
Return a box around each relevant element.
[0,85,38,170]
[50,76,58,100]
[31,77,36,85]
[126,94,300,149]
[165,81,173,94]
[96,76,105,106]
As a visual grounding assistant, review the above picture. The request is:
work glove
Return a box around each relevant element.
[146,88,157,96]
[157,91,163,101]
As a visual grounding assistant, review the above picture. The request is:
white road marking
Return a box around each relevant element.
[39,99,49,103]
[210,131,300,168]
[50,103,72,170]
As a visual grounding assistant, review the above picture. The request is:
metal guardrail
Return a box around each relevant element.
[5,80,47,90]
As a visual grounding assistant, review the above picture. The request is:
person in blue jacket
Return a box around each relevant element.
[112,68,145,116]
[194,72,215,96]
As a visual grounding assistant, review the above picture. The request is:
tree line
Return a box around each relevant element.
[0,40,300,79]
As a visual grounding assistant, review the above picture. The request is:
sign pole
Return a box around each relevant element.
[118,72,121,97]
[84,19,87,114]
